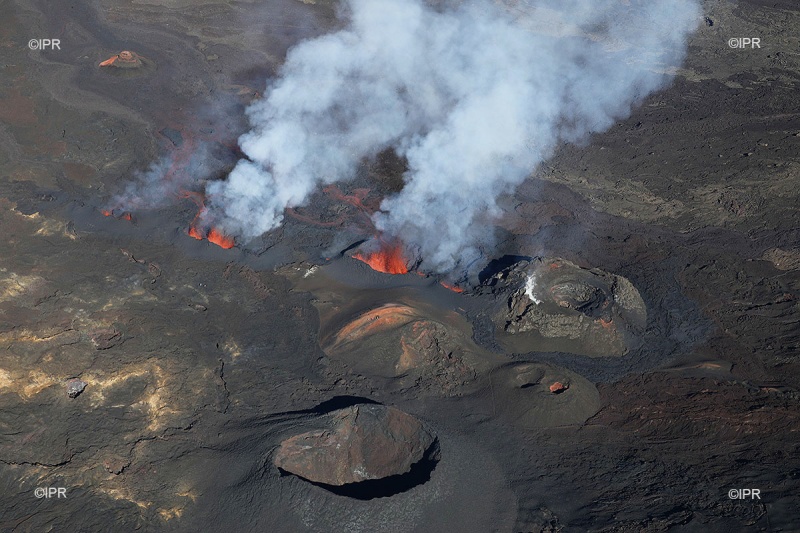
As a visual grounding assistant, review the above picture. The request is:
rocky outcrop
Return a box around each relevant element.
[274,404,439,486]
[66,379,87,398]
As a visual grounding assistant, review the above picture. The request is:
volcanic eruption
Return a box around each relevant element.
[352,239,410,274]
[183,191,236,249]
[100,0,700,276]
[196,0,700,274]
[102,122,241,250]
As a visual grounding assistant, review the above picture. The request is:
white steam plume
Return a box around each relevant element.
[525,273,542,304]
[204,0,700,271]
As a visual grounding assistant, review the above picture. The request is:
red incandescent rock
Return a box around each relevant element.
[99,50,144,68]
[274,404,438,486]
[549,381,568,394]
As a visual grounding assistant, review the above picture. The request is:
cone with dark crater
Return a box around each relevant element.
[99,50,144,69]
[274,404,439,487]
[491,362,601,427]
[98,50,155,77]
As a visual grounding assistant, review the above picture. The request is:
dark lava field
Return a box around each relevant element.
[1,0,799,531]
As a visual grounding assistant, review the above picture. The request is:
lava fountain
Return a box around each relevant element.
[206,227,235,249]
[182,190,235,249]
[353,240,409,274]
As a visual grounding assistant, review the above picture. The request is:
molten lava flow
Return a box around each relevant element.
[188,225,203,240]
[187,222,234,249]
[353,241,409,274]
[102,121,248,246]
[179,190,235,249]
[99,55,118,67]
[187,224,234,249]
[440,281,464,293]
[207,228,235,249]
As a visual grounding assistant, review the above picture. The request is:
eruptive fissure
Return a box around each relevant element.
[353,239,410,275]
[103,0,700,276]
[182,190,235,249]
[102,124,240,250]
[194,0,699,274]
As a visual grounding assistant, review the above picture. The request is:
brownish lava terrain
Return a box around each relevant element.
[1,0,799,531]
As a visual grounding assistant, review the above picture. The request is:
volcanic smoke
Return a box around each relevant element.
[199,0,699,272]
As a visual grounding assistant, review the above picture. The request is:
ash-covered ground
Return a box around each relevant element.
[1,0,799,531]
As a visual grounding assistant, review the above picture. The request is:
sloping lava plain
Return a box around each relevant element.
[1,0,799,531]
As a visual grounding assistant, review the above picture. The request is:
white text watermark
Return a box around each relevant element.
[28,39,61,50]
[34,487,67,499]
[728,38,761,49]
[728,488,761,500]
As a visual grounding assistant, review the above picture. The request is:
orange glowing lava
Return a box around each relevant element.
[101,123,243,245]
[187,224,234,249]
[99,50,141,68]
[207,228,235,249]
[101,208,132,221]
[440,281,464,293]
[353,241,409,274]
[179,189,235,249]
[188,226,203,240]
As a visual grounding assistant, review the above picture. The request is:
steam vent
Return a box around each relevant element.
[485,257,647,357]
[4,0,800,530]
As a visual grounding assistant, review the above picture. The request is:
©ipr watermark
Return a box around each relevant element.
[728,488,761,500]
[28,39,61,50]
[728,37,761,49]
[34,487,67,499]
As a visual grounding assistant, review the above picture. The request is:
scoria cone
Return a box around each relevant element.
[274,404,438,486]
